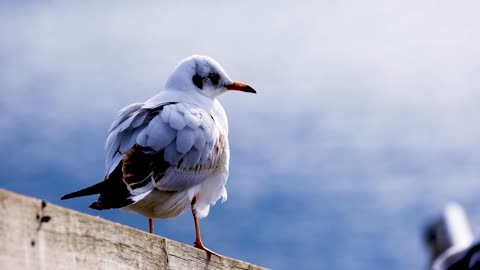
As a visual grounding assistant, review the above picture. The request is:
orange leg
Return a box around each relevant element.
[191,196,220,258]
[149,218,154,234]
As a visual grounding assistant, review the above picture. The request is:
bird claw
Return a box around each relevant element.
[194,241,221,258]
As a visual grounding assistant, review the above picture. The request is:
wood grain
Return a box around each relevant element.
[0,189,267,270]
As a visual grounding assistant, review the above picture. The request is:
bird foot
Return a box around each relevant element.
[194,241,221,258]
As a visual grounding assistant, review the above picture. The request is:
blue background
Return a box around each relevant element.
[2,1,480,269]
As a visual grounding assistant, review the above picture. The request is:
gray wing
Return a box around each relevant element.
[105,102,226,195]
[105,102,168,175]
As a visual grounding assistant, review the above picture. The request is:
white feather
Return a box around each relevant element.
[184,110,202,129]
[119,129,138,153]
[164,141,183,164]
[118,114,137,132]
[193,140,230,219]
[181,148,202,168]
[193,128,207,150]
[143,116,176,151]
[109,103,143,131]
[176,128,195,154]
[199,142,210,162]
[136,127,149,146]
[105,129,120,157]
[130,110,149,128]
[158,166,212,191]
[169,109,186,130]
[201,117,214,136]
[161,105,172,123]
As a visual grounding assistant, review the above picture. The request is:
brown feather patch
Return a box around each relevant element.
[121,146,169,190]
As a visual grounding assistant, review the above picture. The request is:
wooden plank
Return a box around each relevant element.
[0,189,267,270]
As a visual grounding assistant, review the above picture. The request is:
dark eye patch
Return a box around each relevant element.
[192,74,203,89]
[208,73,220,85]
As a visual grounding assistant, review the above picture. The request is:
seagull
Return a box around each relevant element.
[61,55,256,257]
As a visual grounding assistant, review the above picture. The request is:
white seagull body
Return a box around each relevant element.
[107,86,230,220]
[61,55,256,256]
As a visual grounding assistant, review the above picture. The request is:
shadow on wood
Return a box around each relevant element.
[0,189,267,270]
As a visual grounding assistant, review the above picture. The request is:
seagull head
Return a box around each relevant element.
[165,55,256,98]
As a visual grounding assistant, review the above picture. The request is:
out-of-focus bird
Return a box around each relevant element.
[61,55,256,256]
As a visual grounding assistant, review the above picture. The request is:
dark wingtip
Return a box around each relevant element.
[60,181,105,200]
[61,190,89,200]
[60,193,75,200]
[89,201,102,210]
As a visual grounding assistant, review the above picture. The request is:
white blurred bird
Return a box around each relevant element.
[61,55,256,256]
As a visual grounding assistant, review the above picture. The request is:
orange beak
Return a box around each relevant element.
[225,82,256,94]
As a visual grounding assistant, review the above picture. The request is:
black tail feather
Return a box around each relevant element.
[61,162,133,209]
[88,201,104,210]
[61,181,106,200]
[61,160,136,209]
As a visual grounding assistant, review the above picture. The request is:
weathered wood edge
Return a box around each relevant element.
[0,189,268,270]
